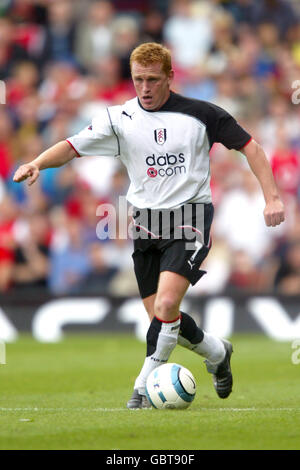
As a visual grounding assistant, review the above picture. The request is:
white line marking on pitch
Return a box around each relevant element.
[0,407,127,412]
[0,407,299,412]
[203,408,300,412]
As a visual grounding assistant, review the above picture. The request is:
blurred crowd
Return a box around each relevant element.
[0,0,300,297]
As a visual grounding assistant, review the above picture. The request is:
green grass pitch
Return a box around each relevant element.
[0,333,299,450]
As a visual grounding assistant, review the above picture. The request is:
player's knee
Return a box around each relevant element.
[155,295,179,320]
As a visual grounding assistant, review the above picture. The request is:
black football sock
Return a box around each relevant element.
[179,311,204,344]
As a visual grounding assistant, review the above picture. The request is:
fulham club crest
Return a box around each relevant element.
[154,128,167,145]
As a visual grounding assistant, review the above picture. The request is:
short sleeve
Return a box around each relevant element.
[66,108,120,158]
[206,103,251,150]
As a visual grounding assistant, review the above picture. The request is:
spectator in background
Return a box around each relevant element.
[274,238,300,294]
[214,168,283,264]
[0,16,29,79]
[219,0,256,25]
[181,63,217,102]
[39,0,77,65]
[48,214,91,295]
[289,22,300,67]
[74,185,108,245]
[234,73,262,122]
[111,15,140,80]
[273,207,300,293]
[93,55,134,104]
[208,9,237,71]
[140,9,165,44]
[0,1,11,17]
[112,0,150,14]
[96,165,135,296]
[0,195,17,292]
[38,60,88,132]
[253,22,281,104]
[258,95,299,157]
[225,249,269,293]
[163,0,213,69]
[8,0,47,65]
[76,0,115,71]
[8,0,47,25]
[107,165,130,207]
[41,107,75,147]
[0,108,15,182]
[15,94,41,141]
[213,72,243,117]
[105,236,139,297]
[76,242,119,295]
[270,126,300,199]
[6,61,39,108]
[11,211,51,292]
[9,134,53,212]
[70,154,120,200]
[251,0,299,40]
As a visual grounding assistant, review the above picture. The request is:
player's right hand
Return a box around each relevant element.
[263,197,285,227]
[13,163,40,186]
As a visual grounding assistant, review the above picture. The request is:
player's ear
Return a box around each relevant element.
[168,70,174,85]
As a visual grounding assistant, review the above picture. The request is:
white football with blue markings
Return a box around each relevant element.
[145,363,196,409]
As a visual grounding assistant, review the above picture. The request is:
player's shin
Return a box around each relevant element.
[178,311,225,364]
[134,315,181,395]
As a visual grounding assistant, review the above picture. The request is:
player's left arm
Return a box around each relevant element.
[240,139,285,227]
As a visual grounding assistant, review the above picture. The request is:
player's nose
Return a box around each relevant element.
[142,81,151,94]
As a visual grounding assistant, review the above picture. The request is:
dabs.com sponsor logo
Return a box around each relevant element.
[146,153,186,178]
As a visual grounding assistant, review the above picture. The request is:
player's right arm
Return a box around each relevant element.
[13,140,77,186]
[13,105,122,186]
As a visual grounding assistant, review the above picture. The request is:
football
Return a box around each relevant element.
[145,363,196,409]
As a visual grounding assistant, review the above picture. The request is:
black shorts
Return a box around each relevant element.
[131,203,214,299]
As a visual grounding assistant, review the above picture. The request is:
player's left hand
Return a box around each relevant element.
[263,198,285,227]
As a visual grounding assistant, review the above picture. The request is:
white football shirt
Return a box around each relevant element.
[67,92,251,209]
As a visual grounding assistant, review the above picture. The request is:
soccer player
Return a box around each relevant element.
[13,43,285,409]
